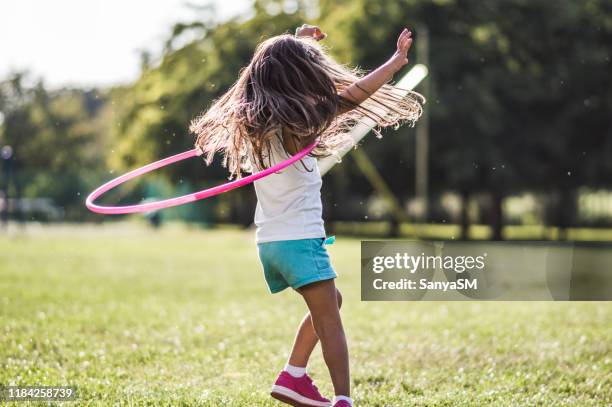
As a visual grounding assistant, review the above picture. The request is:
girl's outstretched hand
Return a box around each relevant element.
[387,28,413,71]
[295,24,327,41]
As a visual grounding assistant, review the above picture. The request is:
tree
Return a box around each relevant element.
[319,0,612,239]
[104,0,612,234]
[0,73,109,219]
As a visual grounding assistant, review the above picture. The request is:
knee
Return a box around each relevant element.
[312,314,342,338]
[336,289,343,309]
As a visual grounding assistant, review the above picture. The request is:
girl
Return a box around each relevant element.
[191,24,422,407]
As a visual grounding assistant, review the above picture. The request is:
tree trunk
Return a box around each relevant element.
[490,191,504,241]
[389,217,400,238]
[460,190,470,240]
[1,154,14,226]
[557,188,575,241]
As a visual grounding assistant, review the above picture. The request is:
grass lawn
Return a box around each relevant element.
[1,223,610,406]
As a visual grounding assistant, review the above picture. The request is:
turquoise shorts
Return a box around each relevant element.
[257,237,337,293]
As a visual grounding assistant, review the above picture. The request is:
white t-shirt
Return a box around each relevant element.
[250,140,326,243]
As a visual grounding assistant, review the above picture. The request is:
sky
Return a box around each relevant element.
[0,0,251,89]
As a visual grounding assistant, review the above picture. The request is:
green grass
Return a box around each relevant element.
[1,223,610,406]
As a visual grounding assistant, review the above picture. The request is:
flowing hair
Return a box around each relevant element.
[190,33,424,178]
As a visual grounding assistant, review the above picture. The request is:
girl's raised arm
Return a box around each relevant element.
[295,24,327,41]
[339,28,413,112]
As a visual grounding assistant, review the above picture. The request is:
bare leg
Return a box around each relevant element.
[298,280,349,397]
[288,288,343,367]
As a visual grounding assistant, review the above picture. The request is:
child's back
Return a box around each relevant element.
[253,139,325,243]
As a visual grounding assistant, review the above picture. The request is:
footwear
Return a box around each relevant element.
[333,401,352,407]
[271,371,331,407]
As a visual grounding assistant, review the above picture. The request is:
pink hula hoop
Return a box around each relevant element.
[86,142,317,215]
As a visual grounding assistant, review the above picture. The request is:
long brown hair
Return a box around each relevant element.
[190,33,424,178]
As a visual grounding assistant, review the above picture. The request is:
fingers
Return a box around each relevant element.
[311,25,326,40]
[398,28,411,48]
[313,26,326,40]
[397,28,413,53]
[297,24,327,40]
[401,36,413,53]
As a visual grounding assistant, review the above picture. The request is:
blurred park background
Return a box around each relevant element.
[1,2,611,405]
[0,0,610,240]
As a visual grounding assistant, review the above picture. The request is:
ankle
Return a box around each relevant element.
[284,363,307,378]
[333,395,353,406]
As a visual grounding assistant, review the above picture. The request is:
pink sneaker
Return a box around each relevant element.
[271,371,331,407]
[333,401,351,407]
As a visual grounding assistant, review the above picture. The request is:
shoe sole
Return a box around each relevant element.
[271,385,331,407]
